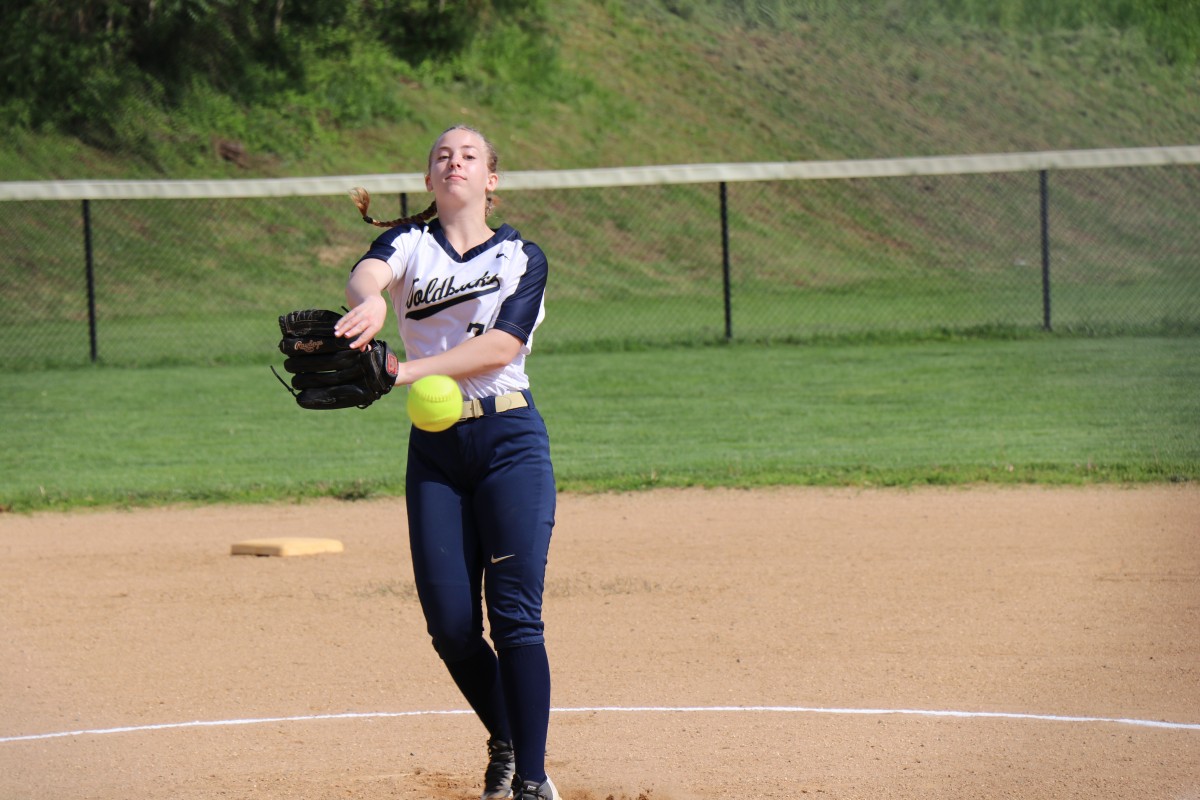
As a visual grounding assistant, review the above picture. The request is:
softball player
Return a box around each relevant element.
[334,125,560,800]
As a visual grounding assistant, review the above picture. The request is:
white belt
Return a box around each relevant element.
[460,391,529,421]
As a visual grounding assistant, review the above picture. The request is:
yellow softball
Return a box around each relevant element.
[406,375,463,432]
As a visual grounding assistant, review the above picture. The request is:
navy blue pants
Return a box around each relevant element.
[405,390,557,781]
[406,389,556,658]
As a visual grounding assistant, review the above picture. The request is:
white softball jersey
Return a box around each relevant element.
[355,219,548,400]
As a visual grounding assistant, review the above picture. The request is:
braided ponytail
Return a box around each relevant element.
[350,187,437,228]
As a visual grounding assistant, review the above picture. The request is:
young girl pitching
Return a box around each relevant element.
[334,125,560,800]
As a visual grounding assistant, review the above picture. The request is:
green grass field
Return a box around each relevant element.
[2,336,1195,512]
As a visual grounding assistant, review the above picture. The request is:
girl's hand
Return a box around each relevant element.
[334,294,388,350]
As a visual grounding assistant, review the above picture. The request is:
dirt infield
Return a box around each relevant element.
[2,486,1198,799]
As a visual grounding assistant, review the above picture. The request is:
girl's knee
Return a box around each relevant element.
[434,636,488,663]
[488,616,545,651]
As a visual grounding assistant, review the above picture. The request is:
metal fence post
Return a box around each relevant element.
[720,181,732,340]
[83,199,98,362]
[1040,170,1052,331]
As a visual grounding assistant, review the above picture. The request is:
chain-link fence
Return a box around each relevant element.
[2,150,1197,369]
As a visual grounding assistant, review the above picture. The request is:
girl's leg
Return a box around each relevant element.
[471,408,557,784]
[497,643,551,784]
[406,442,512,743]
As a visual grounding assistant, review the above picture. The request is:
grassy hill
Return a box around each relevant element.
[1,0,1197,369]
[1,1,1197,180]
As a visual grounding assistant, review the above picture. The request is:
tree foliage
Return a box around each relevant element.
[0,0,550,147]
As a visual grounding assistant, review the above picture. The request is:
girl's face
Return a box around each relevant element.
[425,128,499,211]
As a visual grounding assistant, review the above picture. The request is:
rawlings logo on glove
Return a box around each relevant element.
[294,339,326,354]
[271,308,399,410]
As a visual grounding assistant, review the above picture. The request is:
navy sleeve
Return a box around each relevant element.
[352,224,413,271]
[493,242,548,344]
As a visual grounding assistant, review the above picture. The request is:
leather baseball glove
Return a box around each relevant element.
[272,308,399,410]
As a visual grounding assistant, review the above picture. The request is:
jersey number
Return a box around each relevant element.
[466,322,485,338]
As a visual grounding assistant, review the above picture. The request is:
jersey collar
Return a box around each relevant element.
[428,219,518,262]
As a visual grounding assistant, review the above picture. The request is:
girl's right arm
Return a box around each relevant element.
[335,258,392,349]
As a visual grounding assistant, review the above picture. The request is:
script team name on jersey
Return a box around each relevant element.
[405,270,503,320]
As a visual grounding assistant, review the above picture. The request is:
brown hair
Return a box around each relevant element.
[351,125,500,228]
[349,187,437,229]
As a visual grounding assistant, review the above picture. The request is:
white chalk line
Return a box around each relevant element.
[3,705,1198,744]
